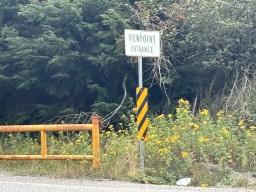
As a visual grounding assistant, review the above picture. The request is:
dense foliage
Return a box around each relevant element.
[1,0,256,124]
[1,99,256,186]
[0,0,135,124]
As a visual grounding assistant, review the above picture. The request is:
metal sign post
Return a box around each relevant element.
[138,56,144,170]
[124,29,160,171]
[138,57,143,88]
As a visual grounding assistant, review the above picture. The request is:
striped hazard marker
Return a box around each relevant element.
[136,87,148,141]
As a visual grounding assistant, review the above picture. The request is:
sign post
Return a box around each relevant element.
[125,29,160,170]
[138,57,143,170]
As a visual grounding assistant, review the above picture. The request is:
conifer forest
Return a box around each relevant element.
[1,0,256,124]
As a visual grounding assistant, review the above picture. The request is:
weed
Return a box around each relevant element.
[1,99,256,186]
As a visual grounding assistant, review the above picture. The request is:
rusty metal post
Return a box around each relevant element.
[41,130,47,156]
[91,115,101,169]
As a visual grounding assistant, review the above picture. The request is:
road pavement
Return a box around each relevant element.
[0,172,255,192]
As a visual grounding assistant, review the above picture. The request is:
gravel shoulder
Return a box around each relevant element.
[0,172,256,192]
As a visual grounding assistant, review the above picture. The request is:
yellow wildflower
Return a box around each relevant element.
[103,154,108,157]
[121,114,126,119]
[129,114,135,121]
[221,128,230,135]
[124,146,129,151]
[169,135,180,143]
[246,131,252,137]
[250,126,256,130]
[213,141,220,146]
[79,134,85,139]
[181,151,188,157]
[75,139,81,145]
[106,131,111,136]
[178,98,189,105]
[238,120,244,127]
[158,148,168,155]
[200,109,209,116]
[156,114,165,119]
[182,109,189,114]
[201,183,208,188]
[176,107,181,113]
[168,114,173,118]
[149,134,156,139]
[198,136,209,143]
[193,123,200,130]
[216,110,224,117]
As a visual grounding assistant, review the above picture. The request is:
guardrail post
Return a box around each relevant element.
[91,115,101,169]
[41,130,47,157]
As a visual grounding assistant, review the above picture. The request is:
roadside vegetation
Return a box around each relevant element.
[1,99,256,188]
[1,0,256,188]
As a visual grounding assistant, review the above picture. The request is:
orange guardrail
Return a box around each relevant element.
[0,115,101,168]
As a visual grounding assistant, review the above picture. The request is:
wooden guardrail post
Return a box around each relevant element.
[91,115,101,169]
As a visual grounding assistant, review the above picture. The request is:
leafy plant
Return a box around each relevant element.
[1,99,256,187]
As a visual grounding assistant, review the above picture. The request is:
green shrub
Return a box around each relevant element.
[1,99,256,186]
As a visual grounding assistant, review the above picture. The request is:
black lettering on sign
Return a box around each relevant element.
[128,34,156,44]
[131,45,154,53]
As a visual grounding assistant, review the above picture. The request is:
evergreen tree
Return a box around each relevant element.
[0,0,134,124]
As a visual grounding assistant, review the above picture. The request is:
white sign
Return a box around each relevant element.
[125,29,160,57]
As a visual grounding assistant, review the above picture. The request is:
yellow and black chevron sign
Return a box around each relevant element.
[136,87,148,141]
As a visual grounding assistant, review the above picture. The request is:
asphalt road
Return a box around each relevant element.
[0,172,255,192]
